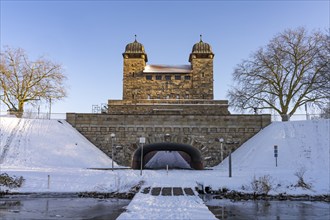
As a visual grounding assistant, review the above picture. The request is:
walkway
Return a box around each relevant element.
[117,187,217,220]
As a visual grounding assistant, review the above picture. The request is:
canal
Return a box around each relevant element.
[1,194,329,219]
[0,194,130,220]
[204,196,330,220]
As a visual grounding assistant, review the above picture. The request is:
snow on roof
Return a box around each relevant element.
[143,64,191,73]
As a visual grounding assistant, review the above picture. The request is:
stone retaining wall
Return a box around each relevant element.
[66,113,271,167]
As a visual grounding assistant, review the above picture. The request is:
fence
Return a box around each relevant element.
[0,111,66,120]
[0,111,327,122]
[271,113,327,122]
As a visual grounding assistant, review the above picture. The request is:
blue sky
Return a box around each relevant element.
[1,0,329,114]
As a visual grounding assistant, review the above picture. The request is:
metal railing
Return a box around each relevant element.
[0,111,66,120]
[0,111,328,122]
[271,113,328,121]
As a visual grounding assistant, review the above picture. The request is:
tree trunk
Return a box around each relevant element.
[281,114,290,121]
[14,101,24,118]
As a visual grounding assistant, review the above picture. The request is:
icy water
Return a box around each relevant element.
[205,196,330,220]
[1,194,329,220]
[0,194,130,220]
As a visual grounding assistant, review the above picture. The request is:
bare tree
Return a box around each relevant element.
[228,27,329,121]
[0,46,67,116]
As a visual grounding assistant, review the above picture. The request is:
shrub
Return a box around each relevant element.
[0,173,25,189]
[294,167,312,190]
[251,175,273,194]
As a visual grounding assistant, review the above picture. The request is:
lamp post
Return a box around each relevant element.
[110,133,115,171]
[0,94,3,117]
[139,137,145,176]
[305,103,309,120]
[219,138,224,162]
[48,97,52,119]
[165,133,170,142]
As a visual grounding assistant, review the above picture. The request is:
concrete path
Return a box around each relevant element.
[117,187,217,220]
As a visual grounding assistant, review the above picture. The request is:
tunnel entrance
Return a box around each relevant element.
[131,142,203,170]
[144,151,191,169]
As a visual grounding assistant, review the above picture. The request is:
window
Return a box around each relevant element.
[165,75,171,81]
[166,95,170,99]
[175,75,181,80]
[146,75,152,80]
[156,75,162,80]
[147,95,151,99]
[184,75,191,80]
[176,95,180,99]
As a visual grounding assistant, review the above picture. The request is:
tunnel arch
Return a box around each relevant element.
[131,142,203,170]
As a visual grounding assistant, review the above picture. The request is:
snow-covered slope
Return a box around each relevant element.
[215,120,329,172]
[0,117,115,169]
[0,117,329,196]
[212,119,330,195]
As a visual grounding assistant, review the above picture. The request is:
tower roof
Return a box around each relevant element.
[125,40,145,53]
[123,35,148,62]
[192,40,213,53]
[189,35,214,62]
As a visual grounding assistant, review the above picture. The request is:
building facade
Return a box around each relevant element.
[66,37,271,168]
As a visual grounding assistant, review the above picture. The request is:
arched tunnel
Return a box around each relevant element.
[131,142,204,170]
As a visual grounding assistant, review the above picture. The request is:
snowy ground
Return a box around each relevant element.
[1,117,329,218]
[117,192,217,220]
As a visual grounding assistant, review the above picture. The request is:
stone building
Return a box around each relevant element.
[122,35,214,101]
[66,37,271,169]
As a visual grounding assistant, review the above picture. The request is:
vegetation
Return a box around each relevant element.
[0,46,67,116]
[228,27,329,121]
[250,175,273,194]
[0,173,25,189]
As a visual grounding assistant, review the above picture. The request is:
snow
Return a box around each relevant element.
[1,117,329,219]
[145,151,191,169]
[213,120,330,195]
[0,118,118,169]
[117,193,217,220]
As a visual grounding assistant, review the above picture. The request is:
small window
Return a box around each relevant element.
[184,75,191,80]
[185,94,189,99]
[166,95,170,99]
[165,75,171,81]
[156,75,162,80]
[147,95,151,99]
[176,95,180,99]
[175,75,181,80]
[146,75,152,80]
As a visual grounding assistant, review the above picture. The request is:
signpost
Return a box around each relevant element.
[274,145,278,167]
[111,133,116,171]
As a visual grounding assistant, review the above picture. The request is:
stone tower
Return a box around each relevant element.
[189,35,214,100]
[122,36,148,100]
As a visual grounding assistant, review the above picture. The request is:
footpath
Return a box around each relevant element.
[117,187,217,220]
